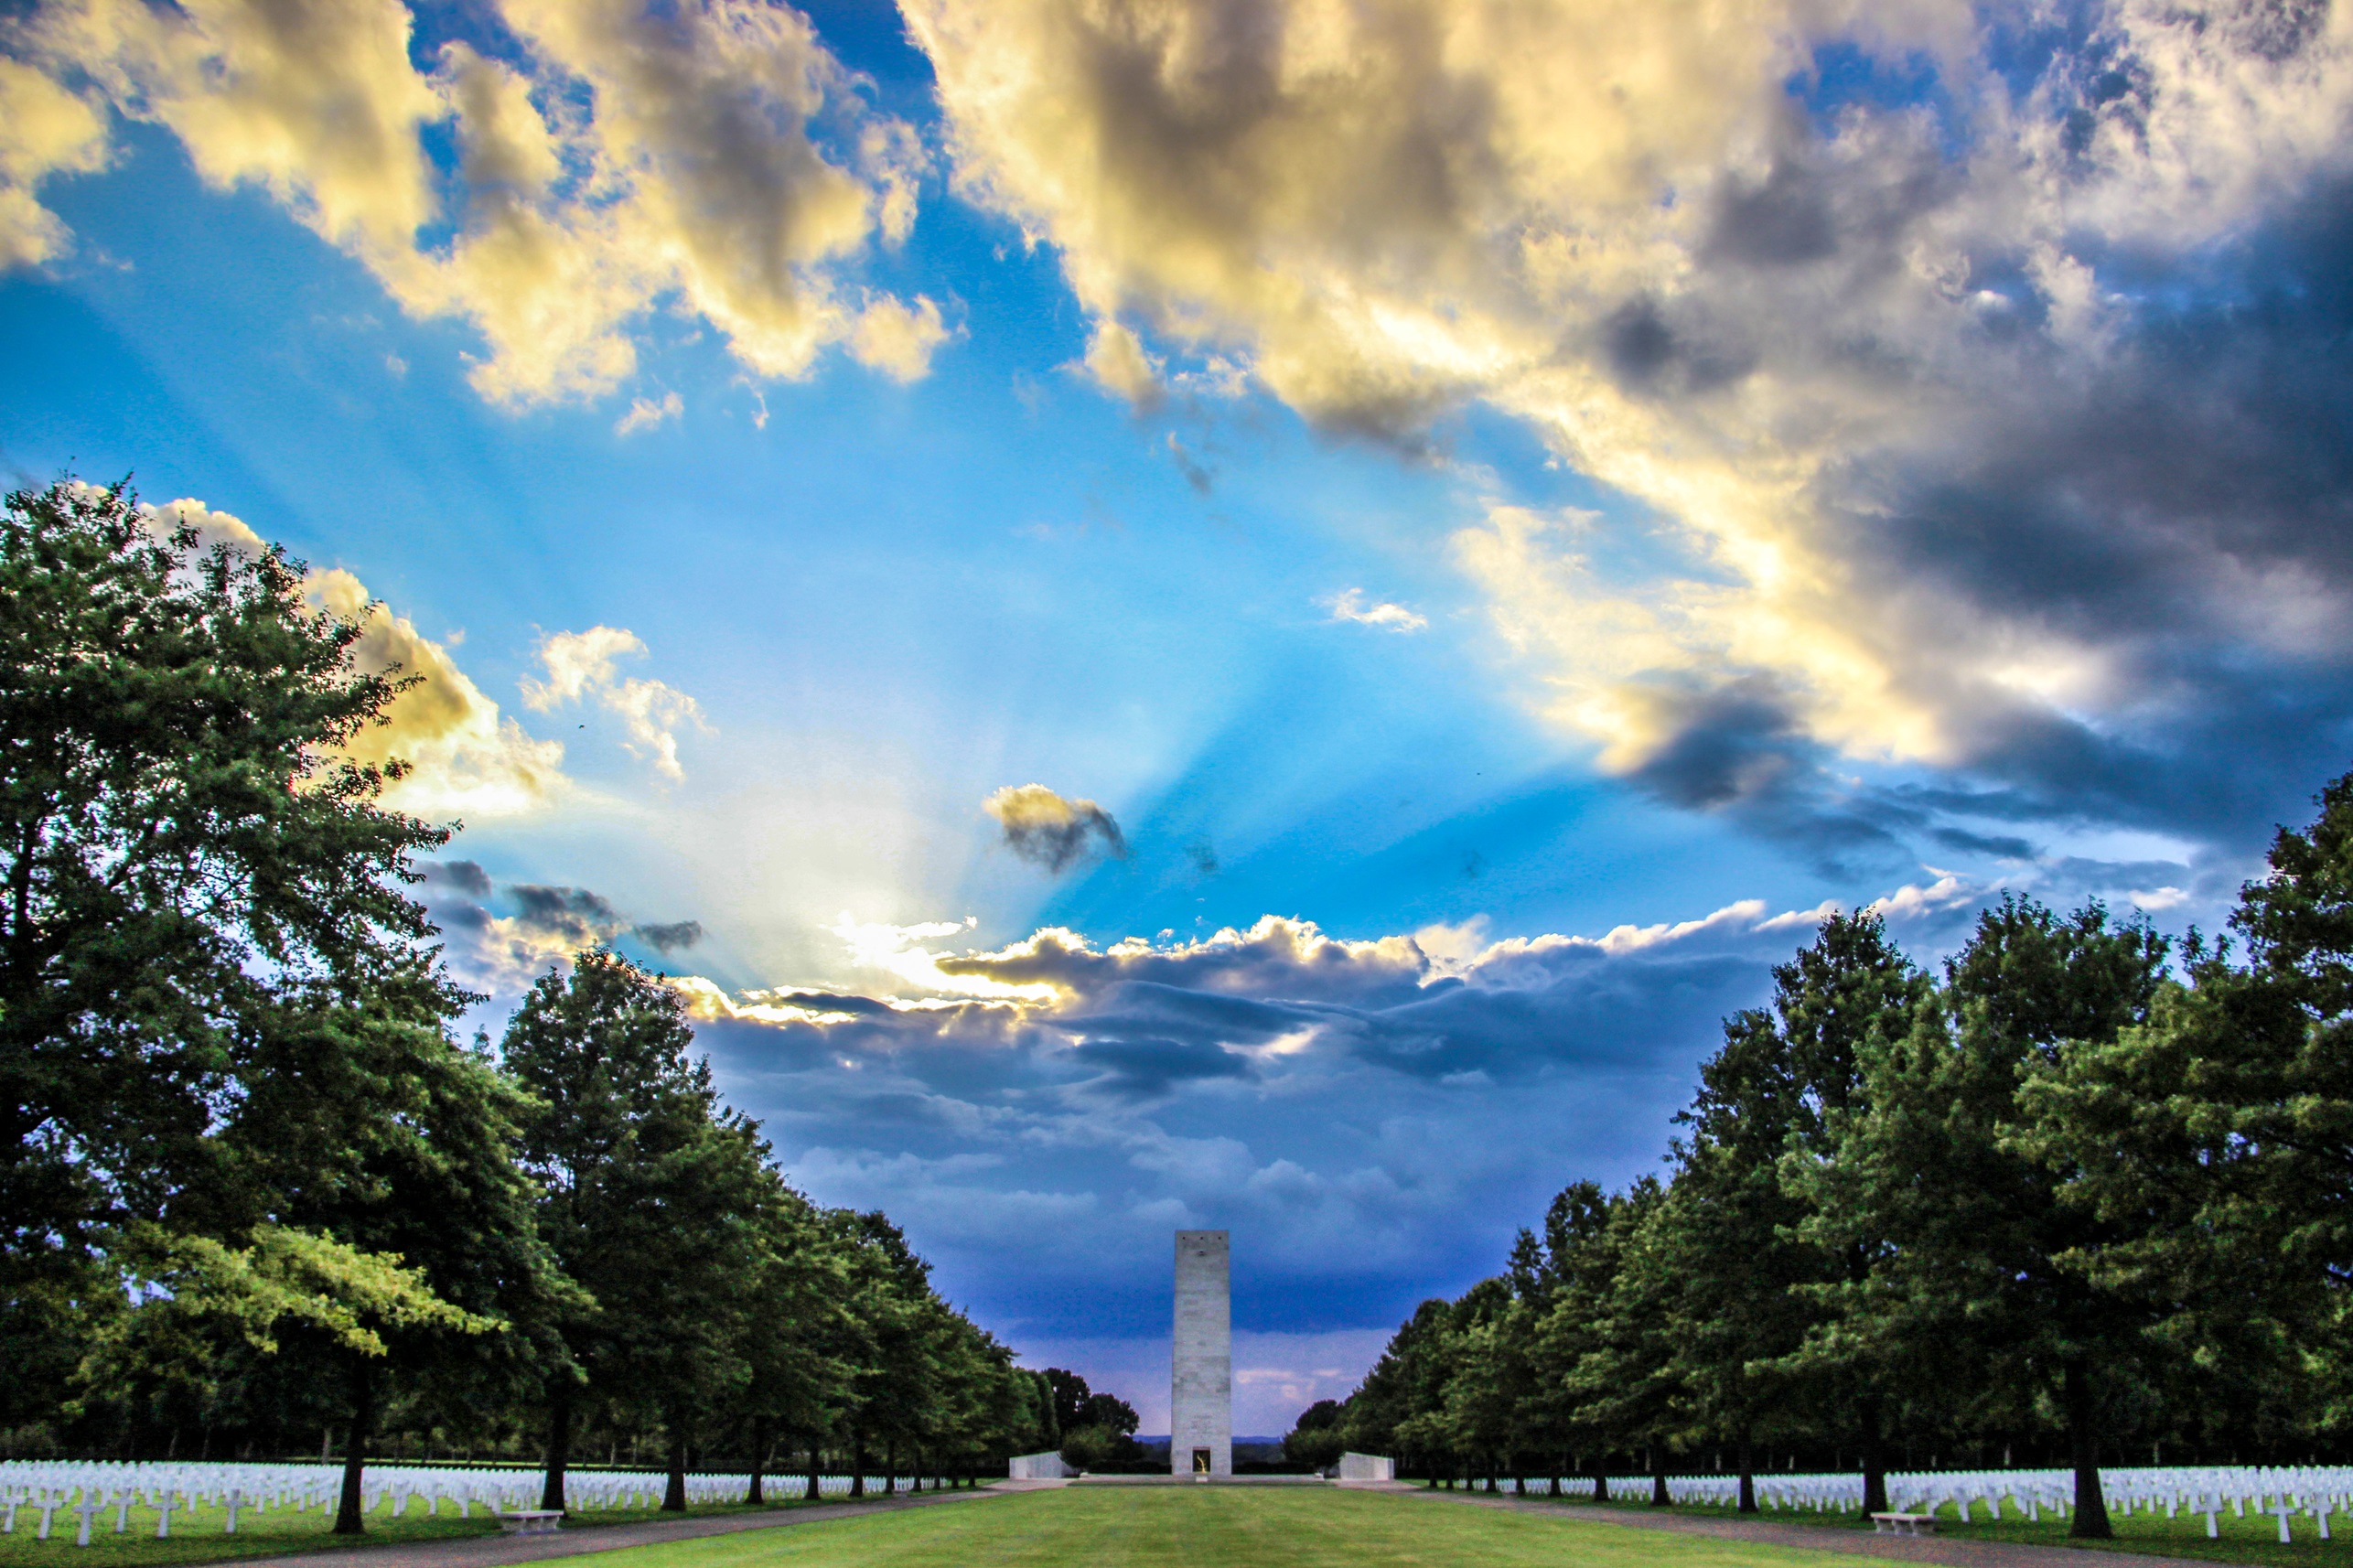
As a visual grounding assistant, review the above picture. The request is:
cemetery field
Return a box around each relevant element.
[1536,1494,2353,1568]
[570,1488,1881,1568]
[0,1498,827,1568]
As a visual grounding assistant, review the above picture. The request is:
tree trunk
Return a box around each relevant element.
[663,1422,688,1512]
[851,1427,866,1499]
[2066,1362,2112,1540]
[1649,1443,1670,1506]
[1858,1395,1888,1516]
[334,1357,373,1536]
[911,1446,923,1494]
[805,1435,822,1502]
[747,1414,768,1506]
[1592,1453,1609,1503]
[1737,1429,1757,1514]
[885,1437,897,1496]
[540,1381,572,1513]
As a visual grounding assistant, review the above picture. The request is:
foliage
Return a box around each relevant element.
[1313,764,2353,1534]
[1,477,1034,1508]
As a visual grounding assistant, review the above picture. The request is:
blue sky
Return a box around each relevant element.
[6,0,2353,1434]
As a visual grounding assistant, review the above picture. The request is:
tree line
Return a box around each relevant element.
[0,480,1065,1528]
[1291,765,2353,1540]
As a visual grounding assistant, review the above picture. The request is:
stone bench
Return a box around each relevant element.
[1870,1513,1939,1536]
[494,1511,564,1535]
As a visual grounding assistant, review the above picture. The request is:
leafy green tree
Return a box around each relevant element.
[1560,1180,1682,1503]
[2025,774,2353,1474]
[1341,1298,1453,1482]
[1524,1180,1622,1496]
[1808,897,2166,1537]
[501,950,769,1512]
[1284,1399,1346,1470]
[1,478,454,1419]
[737,1184,851,1505]
[1772,912,1926,1514]
[1660,1009,1818,1510]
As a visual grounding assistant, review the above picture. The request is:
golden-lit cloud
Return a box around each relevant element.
[1080,318,1163,408]
[983,782,1127,873]
[7,0,947,406]
[521,626,709,781]
[904,0,2353,808]
[0,55,109,266]
[141,498,566,819]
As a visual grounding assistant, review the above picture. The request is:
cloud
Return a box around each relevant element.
[632,919,705,953]
[417,870,704,992]
[904,0,2353,858]
[1080,318,1164,408]
[0,55,109,267]
[7,0,944,405]
[984,782,1129,874]
[423,858,492,897]
[139,497,565,818]
[1322,588,1427,633]
[521,626,709,781]
[614,391,682,436]
[665,885,1988,1354]
[847,292,953,381]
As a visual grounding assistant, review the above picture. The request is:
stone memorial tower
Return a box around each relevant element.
[1170,1230,1232,1477]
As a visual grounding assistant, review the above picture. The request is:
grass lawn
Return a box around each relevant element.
[1517,1489,2353,1567]
[0,1494,841,1568]
[572,1487,1886,1568]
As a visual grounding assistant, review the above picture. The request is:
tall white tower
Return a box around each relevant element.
[1170,1230,1232,1477]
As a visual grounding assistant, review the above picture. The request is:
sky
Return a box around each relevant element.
[5,0,2352,1437]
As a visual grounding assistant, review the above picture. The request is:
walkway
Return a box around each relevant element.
[1400,1486,2226,1568]
[226,1488,1002,1568]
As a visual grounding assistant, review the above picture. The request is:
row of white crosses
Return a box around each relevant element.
[1542,1465,2353,1543]
[0,1461,939,1542]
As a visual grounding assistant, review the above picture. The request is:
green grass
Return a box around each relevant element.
[572,1488,1887,1568]
[1512,1487,2353,1566]
[0,1493,843,1568]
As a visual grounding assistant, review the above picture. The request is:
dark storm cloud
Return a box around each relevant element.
[633,919,705,953]
[1933,827,2040,860]
[510,884,619,927]
[1065,1036,1254,1099]
[1586,160,2353,876]
[423,859,493,897]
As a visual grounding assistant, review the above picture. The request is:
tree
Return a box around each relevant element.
[1039,1366,1142,1473]
[736,1185,852,1505]
[1810,897,2167,1537]
[1772,912,1926,1515]
[1660,1009,1818,1511]
[501,950,769,1512]
[2026,773,2353,1477]
[1,478,454,1413]
[1557,1180,1681,1503]
[1284,1400,1346,1470]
